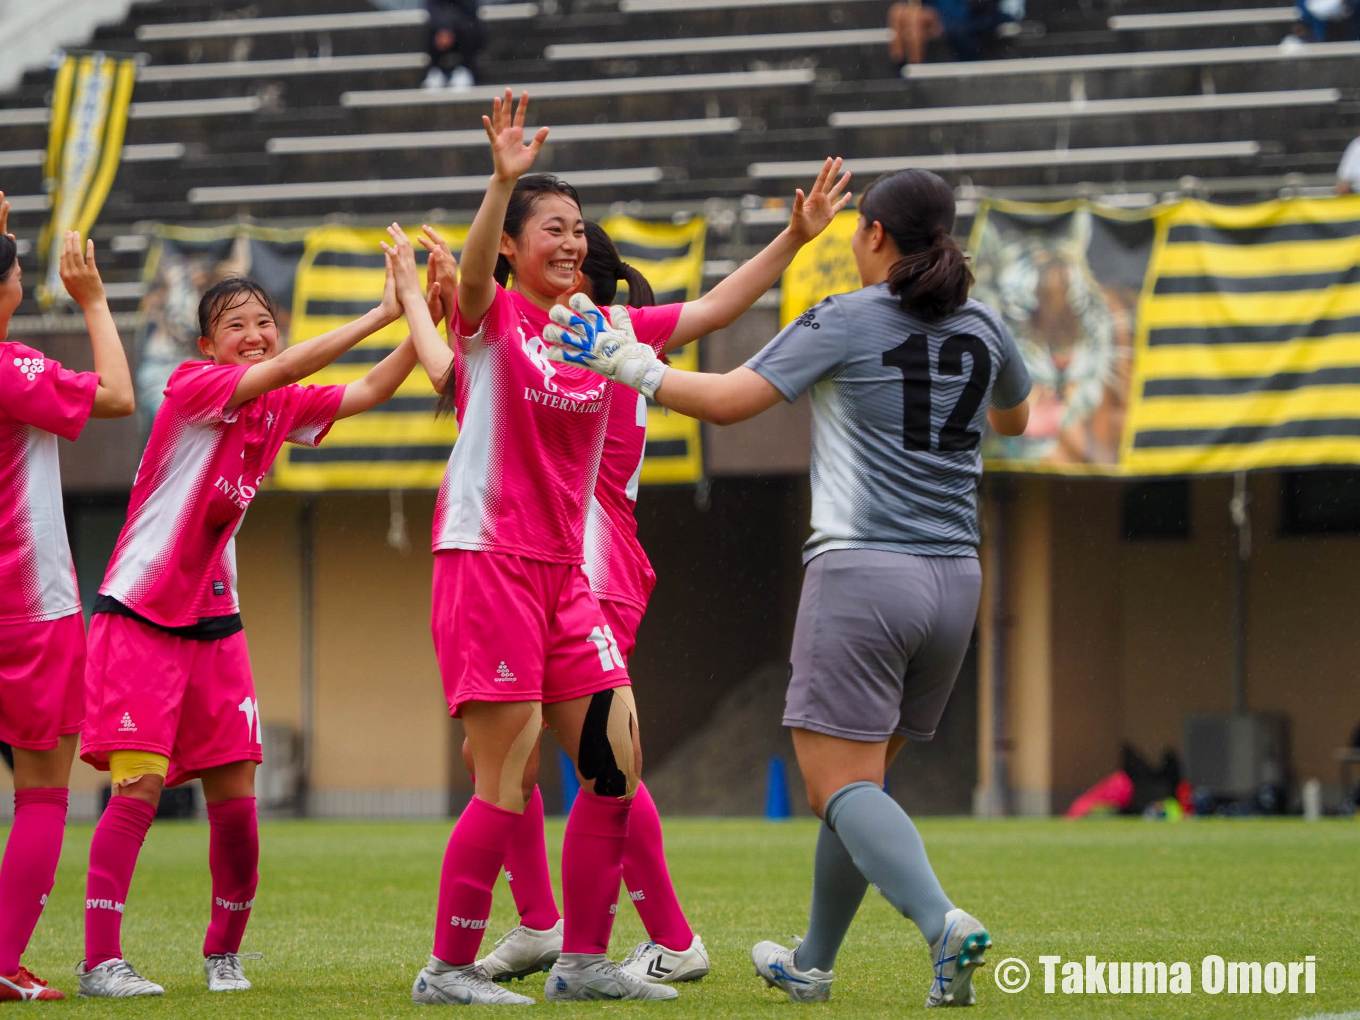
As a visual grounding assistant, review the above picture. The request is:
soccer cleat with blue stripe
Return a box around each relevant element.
[925,908,991,1007]
[751,940,832,1003]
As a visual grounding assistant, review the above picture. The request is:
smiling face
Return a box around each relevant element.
[500,193,586,306]
[197,293,280,365]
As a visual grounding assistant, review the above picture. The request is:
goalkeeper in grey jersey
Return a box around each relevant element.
[544,167,1031,1009]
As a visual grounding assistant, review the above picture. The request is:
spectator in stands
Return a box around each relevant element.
[889,0,1022,69]
[423,0,483,90]
[1294,0,1359,41]
[1336,128,1360,194]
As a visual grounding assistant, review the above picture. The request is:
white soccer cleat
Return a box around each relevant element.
[621,935,710,984]
[752,940,832,1003]
[205,952,258,992]
[925,908,992,1007]
[544,954,679,1001]
[477,920,563,982]
[75,958,164,998]
[412,958,535,1005]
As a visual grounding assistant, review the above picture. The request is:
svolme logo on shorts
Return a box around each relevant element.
[993,954,1318,996]
[118,712,137,733]
[494,661,517,683]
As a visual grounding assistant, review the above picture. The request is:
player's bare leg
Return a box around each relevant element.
[200,761,261,992]
[0,736,77,1000]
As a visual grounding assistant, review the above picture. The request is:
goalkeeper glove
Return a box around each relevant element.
[543,293,669,398]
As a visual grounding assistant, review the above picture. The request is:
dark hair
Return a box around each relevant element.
[859,168,972,322]
[582,222,655,306]
[0,234,16,284]
[198,277,278,338]
[493,174,583,286]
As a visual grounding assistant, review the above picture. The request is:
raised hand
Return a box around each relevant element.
[418,225,459,318]
[483,89,549,184]
[58,231,107,308]
[788,157,853,245]
[0,191,11,239]
[380,223,424,309]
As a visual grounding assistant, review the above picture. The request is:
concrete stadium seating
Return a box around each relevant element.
[1,0,1355,321]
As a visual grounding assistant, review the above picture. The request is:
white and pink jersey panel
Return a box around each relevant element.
[437,284,616,564]
[100,360,343,628]
[0,341,98,624]
[582,305,680,610]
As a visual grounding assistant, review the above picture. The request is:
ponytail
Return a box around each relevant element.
[582,221,656,307]
[886,228,972,322]
[861,169,972,322]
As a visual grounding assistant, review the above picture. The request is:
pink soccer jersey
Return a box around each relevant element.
[582,305,681,609]
[100,360,344,628]
[437,284,654,563]
[0,340,99,625]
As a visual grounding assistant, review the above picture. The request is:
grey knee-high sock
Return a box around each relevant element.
[824,781,953,945]
[793,821,869,973]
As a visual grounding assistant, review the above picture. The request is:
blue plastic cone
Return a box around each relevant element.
[766,756,791,820]
[559,748,580,814]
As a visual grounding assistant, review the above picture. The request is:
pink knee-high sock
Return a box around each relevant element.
[622,782,693,951]
[503,786,560,930]
[561,788,631,955]
[85,796,156,968]
[0,788,68,974]
[432,797,522,965]
[203,796,259,957]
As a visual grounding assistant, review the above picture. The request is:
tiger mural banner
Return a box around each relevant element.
[968,199,1156,474]
[968,194,1360,476]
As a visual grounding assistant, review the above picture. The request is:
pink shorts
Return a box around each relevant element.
[81,613,262,787]
[0,612,86,751]
[600,599,645,664]
[432,549,630,716]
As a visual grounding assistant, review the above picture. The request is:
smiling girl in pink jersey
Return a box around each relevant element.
[0,194,135,1001]
[76,254,435,999]
[392,91,850,1005]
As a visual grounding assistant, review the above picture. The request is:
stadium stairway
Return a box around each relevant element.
[1,0,1356,323]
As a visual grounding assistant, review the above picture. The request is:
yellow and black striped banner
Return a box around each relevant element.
[1123,196,1360,474]
[38,52,137,310]
[266,215,707,490]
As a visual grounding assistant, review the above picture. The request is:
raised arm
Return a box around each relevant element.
[383,223,454,396]
[666,158,851,351]
[58,231,135,418]
[458,90,549,329]
[651,366,784,426]
[335,336,419,420]
[228,252,403,408]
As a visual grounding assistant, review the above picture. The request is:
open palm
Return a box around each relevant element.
[483,89,549,183]
[788,157,852,245]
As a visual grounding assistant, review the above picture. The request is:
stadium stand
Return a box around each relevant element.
[1,0,1355,327]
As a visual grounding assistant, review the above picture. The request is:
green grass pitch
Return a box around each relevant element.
[9,816,1358,1018]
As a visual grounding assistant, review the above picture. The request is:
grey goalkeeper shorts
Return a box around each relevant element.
[784,549,982,743]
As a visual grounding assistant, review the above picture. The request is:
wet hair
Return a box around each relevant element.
[858,168,972,322]
[493,174,583,286]
[581,222,655,306]
[0,234,16,284]
[198,277,278,339]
